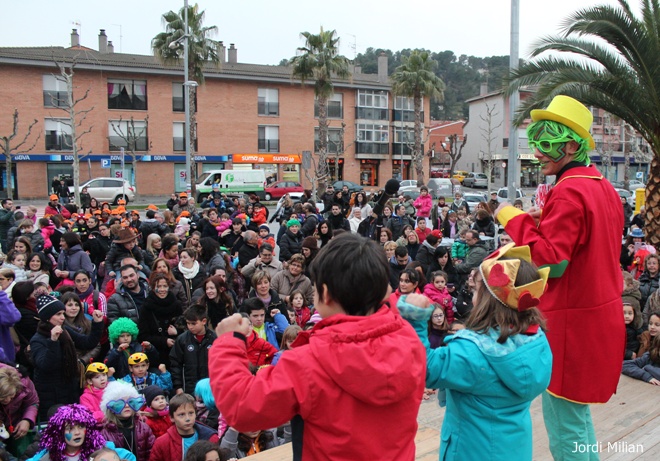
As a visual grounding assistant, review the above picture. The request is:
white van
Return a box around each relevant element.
[195,169,266,202]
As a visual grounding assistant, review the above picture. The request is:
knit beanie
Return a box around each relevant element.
[36,294,65,321]
[287,219,301,228]
[142,385,165,408]
[259,224,270,232]
[302,236,318,250]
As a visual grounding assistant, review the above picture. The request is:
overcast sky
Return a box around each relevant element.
[5,0,622,65]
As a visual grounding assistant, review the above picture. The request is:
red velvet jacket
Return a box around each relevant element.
[209,306,426,461]
[499,165,625,404]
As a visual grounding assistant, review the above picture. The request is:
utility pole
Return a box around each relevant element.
[508,0,520,201]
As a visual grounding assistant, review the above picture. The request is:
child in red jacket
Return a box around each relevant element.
[423,271,455,324]
[142,385,172,439]
[149,393,219,461]
[240,311,277,368]
[209,233,426,461]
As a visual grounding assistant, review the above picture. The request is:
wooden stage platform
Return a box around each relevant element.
[248,375,659,460]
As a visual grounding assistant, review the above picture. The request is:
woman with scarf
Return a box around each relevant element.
[172,248,204,306]
[30,294,104,420]
[196,275,235,329]
[138,273,183,369]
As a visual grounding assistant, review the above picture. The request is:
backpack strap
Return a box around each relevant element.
[93,289,100,311]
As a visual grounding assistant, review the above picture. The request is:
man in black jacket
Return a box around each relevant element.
[327,204,350,232]
[300,204,319,237]
[139,210,169,246]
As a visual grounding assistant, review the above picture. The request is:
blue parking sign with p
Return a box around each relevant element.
[101,159,111,168]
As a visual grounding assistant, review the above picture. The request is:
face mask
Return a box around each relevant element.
[528,124,572,162]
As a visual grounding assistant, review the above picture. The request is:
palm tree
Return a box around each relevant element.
[152,3,220,197]
[506,0,660,245]
[290,28,350,196]
[391,50,445,186]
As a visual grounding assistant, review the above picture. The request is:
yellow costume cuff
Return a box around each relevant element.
[497,205,525,227]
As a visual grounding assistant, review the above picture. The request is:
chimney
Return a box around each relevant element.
[217,41,226,63]
[71,29,80,47]
[98,29,108,53]
[480,82,488,96]
[377,52,388,82]
[107,41,114,54]
[354,64,361,74]
[228,43,237,64]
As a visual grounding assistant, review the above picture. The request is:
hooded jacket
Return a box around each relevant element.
[57,244,95,280]
[209,306,425,461]
[399,299,552,461]
[278,229,303,262]
[413,193,433,218]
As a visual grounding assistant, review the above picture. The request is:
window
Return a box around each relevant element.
[45,119,72,151]
[315,93,343,119]
[172,83,197,112]
[173,122,197,151]
[356,90,388,120]
[258,126,279,152]
[356,123,389,155]
[392,128,421,156]
[393,96,422,122]
[108,120,148,151]
[258,89,279,116]
[43,75,69,108]
[314,128,342,154]
[108,79,147,110]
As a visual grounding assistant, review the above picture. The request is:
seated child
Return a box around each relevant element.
[149,394,219,461]
[622,335,660,385]
[170,305,218,395]
[209,233,426,460]
[423,271,454,324]
[272,325,302,366]
[450,229,469,262]
[106,318,160,379]
[194,378,225,435]
[142,385,172,439]
[288,291,311,328]
[398,243,552,460]
[623,302,644,359]
[120,353,173,394]
[27,404,134,461]
[241,298,288,350]
[637,311,660,356]
[100,381,154,461]
[427,304,450,349]
[219,426,280,459]
[79,362,115,422]
[3,250,27,282]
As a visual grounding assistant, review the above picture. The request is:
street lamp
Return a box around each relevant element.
[169,0,195,194]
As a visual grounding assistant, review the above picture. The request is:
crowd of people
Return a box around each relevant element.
[0,96,658,460]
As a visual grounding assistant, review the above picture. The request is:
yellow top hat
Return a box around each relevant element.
[479,243,550,312]
[530,95,595,150]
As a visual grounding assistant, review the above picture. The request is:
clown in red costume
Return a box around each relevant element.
[495,95,625,461]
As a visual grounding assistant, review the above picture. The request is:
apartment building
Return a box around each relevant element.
[0,29,430,199]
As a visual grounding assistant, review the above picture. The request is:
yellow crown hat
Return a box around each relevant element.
[479,243,550,312]
[530,95,595,149]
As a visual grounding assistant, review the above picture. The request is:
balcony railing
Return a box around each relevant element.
[356,107,389,121]
[45,133,73,151]
[43,91,70,107]
[393,110,423,122]
[356,142,389,155]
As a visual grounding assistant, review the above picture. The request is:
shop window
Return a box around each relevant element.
[328,158,344,182]
[108,79,147,110]
[258,88,279,116]
[43,75,69,108]
[360,160,379,186]
[314,128,342,154]
[45,119,73,151]
[315,93,343,119]
[108,120,148,151]
[258,126,279,152]
[172,83,197,112]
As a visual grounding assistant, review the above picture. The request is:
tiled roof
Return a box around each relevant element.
[0,46,389,89]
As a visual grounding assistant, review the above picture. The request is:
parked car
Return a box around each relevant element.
[399,180,418,188]
[452,170,469,183]
[69,178,135,204]
[426,178,454,200]
[263,181,304,201]
[463,172,489,188]
[463,192,488,206]
[333,180,363,196]
[615,188,636,207]
[430,167,451,178]
[611,179,645,190]
[496,187,525,203]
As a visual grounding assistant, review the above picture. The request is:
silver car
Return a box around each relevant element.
[463,173,489,188]
[70,177,136,204]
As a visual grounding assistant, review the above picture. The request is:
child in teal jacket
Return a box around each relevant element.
[399,243,553,461]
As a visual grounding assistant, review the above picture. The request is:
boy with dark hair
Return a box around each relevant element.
[149,393,219,461]
[169,305,218,395]
[210,233,426,461]
[240,297,289,349]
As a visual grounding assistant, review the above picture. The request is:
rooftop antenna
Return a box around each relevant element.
[347,34,357,59]
[112,24,123,52]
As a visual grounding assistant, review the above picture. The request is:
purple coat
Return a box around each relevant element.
[57,244,95,280]
[0,362,39,428]
[0,290,21,362]
[101,417,155,461]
